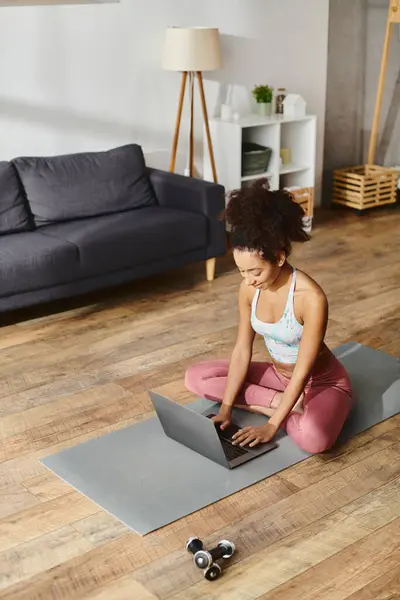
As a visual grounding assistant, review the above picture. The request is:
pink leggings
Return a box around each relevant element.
[185,353,353,454]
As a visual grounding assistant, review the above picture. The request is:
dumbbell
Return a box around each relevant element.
[185,537,235,581]
[186,537,204,561]
[193,539,236,570]
[203,562,222,581]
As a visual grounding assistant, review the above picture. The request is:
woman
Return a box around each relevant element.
[185,179,353,454]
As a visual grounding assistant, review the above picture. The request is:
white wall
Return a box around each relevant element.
[324,0,366,173]
[0,0,329,202]
[363,0,400,165]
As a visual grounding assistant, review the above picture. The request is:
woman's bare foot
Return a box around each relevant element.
[237,404,275,417]
[248,405,275,417]
[243,392,283,418]
[270,391,304,414]
[236,390,304,419]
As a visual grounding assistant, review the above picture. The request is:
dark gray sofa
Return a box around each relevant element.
[0,143,226,313]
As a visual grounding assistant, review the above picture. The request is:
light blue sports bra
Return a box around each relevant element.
[251,268,303,364]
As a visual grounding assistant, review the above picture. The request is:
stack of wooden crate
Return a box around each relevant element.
[333,165,398,212]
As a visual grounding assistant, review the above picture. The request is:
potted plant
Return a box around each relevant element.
[252,84,274,117]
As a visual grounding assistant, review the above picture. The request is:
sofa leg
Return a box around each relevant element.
[206,258,216,282]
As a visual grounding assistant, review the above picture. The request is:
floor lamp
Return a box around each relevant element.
[162,27,222,183]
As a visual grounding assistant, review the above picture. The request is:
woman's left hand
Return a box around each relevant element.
[232,422,278,448]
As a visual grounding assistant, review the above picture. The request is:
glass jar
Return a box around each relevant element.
[276,88,286,114]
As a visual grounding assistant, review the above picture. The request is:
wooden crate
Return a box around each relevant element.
[287,187,314,217]
[285,186,314,233]
[333,164,398,211]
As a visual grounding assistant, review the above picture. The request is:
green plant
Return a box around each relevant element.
[252,84,273,104]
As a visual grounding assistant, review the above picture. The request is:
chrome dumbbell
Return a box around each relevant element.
[186,537,204,563]
[185,537,235,581]
[203,562,222,581]
[193,539,236,570]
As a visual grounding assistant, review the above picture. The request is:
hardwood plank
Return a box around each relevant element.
[80,575,158,600]
[0,342,54,369]
[0,440,6,463]
[0,328,45,351]
[0,305,236,399]
[0,454,48,488]
[0,525,93,590]
[152,420,400,545]
[154,475,297,542]
[0,326,237,413]
[342,564,400,600]
[0,385,189,476]
[0,208,399,600]
[0,483,40,519]
[1,378,192,454]
[255,523,400,600]
[72,512,129,547]
[323,262,400,308]
[131,444,400,598]
[46,296,235,352]
[0,412,149,488]
[0,477,296,599]
[334,289,400,330]
[0,535,142,600]
[2,392,140,461]
[1,386,398,596]
[280,415,400,489]
[167,479,400,600]
[0,492,99,553]
[22,472,73,502]
[0,382,132,438]
[14,304,133,333]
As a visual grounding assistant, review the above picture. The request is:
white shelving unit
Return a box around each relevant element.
[203,113,317,205]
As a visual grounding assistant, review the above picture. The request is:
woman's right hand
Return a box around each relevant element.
[211,405,233,430]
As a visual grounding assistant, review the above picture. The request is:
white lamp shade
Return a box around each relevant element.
[162,27,222,72]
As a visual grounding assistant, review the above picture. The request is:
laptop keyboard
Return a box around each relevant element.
[220,437,249,460]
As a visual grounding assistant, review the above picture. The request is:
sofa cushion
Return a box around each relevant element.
[12,144,157,227]
[0,162,32,235]
[40,206,207,276]
[0,231,80,298]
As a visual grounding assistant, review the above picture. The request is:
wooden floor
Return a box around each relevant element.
[0,207,400,600]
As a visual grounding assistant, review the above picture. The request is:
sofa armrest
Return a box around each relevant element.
[147,168,226,259]
[147,167,225,217]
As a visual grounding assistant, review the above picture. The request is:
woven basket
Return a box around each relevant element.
[241,142,272,177]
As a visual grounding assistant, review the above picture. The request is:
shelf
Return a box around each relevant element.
[213,114,315,128]
[203,114,316,202]
[241,171,273,182]
[279,164,310,175]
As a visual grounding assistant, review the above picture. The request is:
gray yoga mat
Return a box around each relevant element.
[41,342,400,535]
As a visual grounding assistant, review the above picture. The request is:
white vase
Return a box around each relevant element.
[220,104,233,121]
[256,102,272,117]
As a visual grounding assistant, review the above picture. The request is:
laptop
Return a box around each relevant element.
[148,390,278,469]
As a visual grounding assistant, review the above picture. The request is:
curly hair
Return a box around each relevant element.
[224,178,310,263]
